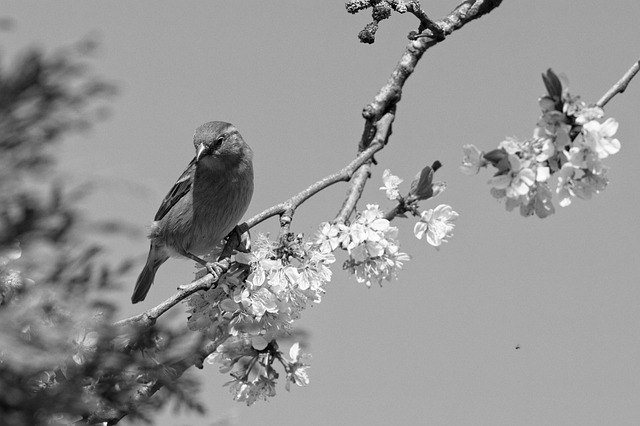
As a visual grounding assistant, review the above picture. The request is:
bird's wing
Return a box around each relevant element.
[154,157,196,221]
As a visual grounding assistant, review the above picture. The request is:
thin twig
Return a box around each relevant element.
[244,131,389,229]
[115,138,389,328]
[596,59,640,108]
[339,0,504,222]
[114,261,228,327]
[335,112,395,222]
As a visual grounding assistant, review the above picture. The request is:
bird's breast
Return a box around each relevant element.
[188,163,254,254]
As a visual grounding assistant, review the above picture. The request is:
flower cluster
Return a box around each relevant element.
[379,168,459,248]
[187,234,334,340]
[460,69,621,218]
[187,166,459,403]
[380,169,404,201]
[186,233,331,404]
[414,204,459,247]
[317,204,409,287]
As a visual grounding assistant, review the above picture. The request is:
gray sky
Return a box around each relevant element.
[4,1,640,425]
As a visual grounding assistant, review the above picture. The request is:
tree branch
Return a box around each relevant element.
[596,59,640,108]
[335,112,394,222]
[244,129,388,230]
[118,0,505,331]
[115,135,389,328]
[109,2,506,421]
[340,0,504,222]
[114,263,228,328]
[81,336,220,425]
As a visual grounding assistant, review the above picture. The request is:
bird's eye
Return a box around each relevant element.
[214,135,225,148]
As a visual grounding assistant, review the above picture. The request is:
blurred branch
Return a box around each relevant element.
[596,59,640,108]
[82,335,218,425]
[0,37,116,184]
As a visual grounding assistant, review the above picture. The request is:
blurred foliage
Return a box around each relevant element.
[0,33,204,425]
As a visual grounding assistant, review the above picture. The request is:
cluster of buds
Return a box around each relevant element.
[461,69,621,218]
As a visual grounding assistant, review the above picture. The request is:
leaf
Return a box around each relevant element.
[542,68,562,100]
[409,160,443,201]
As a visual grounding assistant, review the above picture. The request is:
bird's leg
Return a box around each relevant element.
[184,251,208,268]
[184,252,224,281]
[217,223,251,260]
[232,224,251,253]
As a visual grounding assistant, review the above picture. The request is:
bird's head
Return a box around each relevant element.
[193,121,253,169]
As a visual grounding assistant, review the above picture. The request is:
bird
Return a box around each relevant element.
[131,121,254,304]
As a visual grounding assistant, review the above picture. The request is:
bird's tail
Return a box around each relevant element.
[132,245,168,304]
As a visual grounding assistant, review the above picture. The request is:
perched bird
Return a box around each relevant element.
[132,121,254,303]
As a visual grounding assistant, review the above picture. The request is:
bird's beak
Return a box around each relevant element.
[196,143,207,162]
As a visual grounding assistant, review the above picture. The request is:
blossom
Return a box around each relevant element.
[380,169,403,200]
[72,330,99,365]
[460,144,484,175]
[581,118,621,159]
[573,170,608,200]
[316,222,347,253]
[346,205,409,286]
[227,376,277,406]
[236,286,278,320]
[461,70,621,218]
[556,149,609,207]
[533,137,555,163]
[414,204,459,247]
[533,105,571,149]
[285,342,310,391]
[498,137,524,155]
[574,105,604,125]
[488,154,536,199]
[187,233,334,342]
[322,204,409,287]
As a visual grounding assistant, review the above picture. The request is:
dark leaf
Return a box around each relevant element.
[542,68,562,100]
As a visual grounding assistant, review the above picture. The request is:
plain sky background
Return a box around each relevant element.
[3,1,640,425]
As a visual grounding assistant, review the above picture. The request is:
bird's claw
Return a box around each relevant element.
[206,261,224,280]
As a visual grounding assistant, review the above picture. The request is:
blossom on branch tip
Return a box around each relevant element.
[414,204,459,247]
[227,376,277,406]
[316,222,348,253]
[317,205,409,287]
[72,330,98,365]
[460,68,623,218]
[488,155,536,199]
[460,144,484,175]
[575,106,604,125]
[187,233,334,401]
[380,169,403,200]
[285,342,310,391]
[582,118,621,159]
